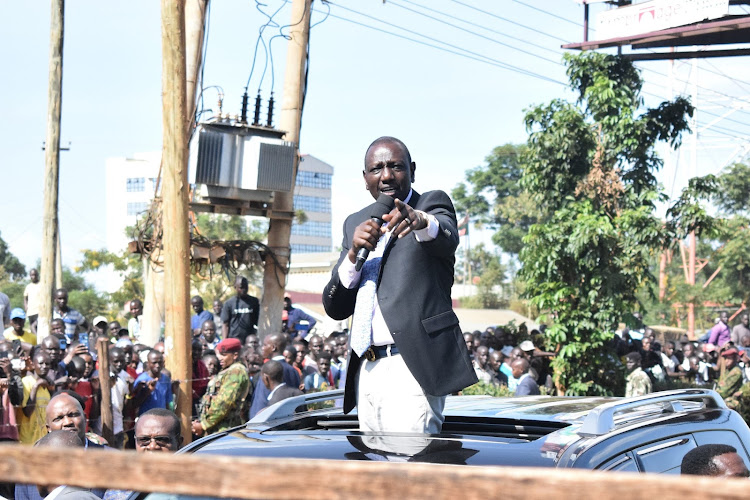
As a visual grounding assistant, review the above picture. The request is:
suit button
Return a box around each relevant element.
[443,229,451,237]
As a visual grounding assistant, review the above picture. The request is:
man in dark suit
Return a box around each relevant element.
[323,136,476,434]
[248,334,301,418]
[262,360,304,407]
[512,358,540,396]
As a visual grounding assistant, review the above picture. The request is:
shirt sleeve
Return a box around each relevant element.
[413,212,439,242]
[337,256,362,289]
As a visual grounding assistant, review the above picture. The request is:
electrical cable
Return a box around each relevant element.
[324,2,566,85]
[451,0,572,42]
[386,0,562,66]
[511,0,583,28]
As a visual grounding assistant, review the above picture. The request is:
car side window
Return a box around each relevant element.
[598,452,640,472]
[635,435,697,474]
[693,430,750,467]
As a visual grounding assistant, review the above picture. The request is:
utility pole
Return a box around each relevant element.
[161,0,192,445]
[38,0,64,342]
[687,57,699,340]
[258,0,312,339]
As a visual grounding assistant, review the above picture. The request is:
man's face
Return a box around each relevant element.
[110,351,126,374]
[725,354,739,370]
[334,336,347,357]
[318,358,331,378]
[54,291,68,310]
[323,342,335,357]
[80,353,94,378]
[33,352,51,378]
[642,338,651,351]
[130,300,142,317]
[511,363,524,379]
[683,343,695,358]
[203,355,219,376]
[11,317,25,333]
[213,300,222,315]
[50,320,65,336]
[147,352,164,377]
[476,347,489,368]
[363,140,414,201]
[283,349,295,366]
[46,396,86,441]
[42,337,62,364]
[135,416,180,453]
[489,352,503,372]
[663,342,674,357]
[245,335,259,352]
[742,314,749,328]
[216,350,238,370]
[720,312,729,324]
[201,322,216,342]
[284,298,292,311]
[191,297,203,314]
[108,321,121,336]
[711,452,750,477]
[626,358,638,372]
[30,269,39,283]
[234,280,248,296]
[294,346,306,366]
[309,337,323,359]
[93,322,107,337]
[246,354,262,376]
[261,337,274,359]
[463,334,473,353]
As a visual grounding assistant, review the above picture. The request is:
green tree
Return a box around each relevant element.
[714,161,750,215]
[0,231,25,281]
[457,243,507,309]
[519,53,707,396]
[452,144,541,257]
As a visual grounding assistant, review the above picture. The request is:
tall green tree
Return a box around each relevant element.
[452,144,540,257]
[519,53,710,396]
[0,231,25,281]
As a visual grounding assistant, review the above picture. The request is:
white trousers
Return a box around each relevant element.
[356,353,445,434]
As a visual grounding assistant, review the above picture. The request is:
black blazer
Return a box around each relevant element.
[267,384,304,406]
[323,190,477,413]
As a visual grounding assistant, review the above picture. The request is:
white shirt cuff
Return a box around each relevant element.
[414,212,439,242]
[337,255,361,289]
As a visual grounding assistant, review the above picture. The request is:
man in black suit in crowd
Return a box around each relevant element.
[262,360,304,407]
[323,136,476,434]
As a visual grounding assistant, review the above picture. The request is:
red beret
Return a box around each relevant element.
[216,338,242,354]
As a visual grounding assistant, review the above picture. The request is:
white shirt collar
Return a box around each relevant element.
[267,382,287,401]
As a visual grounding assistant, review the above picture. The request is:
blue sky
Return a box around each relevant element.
[2,0,749,290]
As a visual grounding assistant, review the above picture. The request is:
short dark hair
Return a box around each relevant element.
[365,136,412,166]
[138,408,181,437]
[681,444,738,475]
[261,359,284,383]
[317,351,332,362]
[625,352,642,364]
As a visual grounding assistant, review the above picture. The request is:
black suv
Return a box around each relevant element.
[179,388,750,473]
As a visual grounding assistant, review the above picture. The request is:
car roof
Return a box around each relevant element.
[183,389,735,468]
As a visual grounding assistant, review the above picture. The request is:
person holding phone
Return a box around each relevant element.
[3,308,35,347]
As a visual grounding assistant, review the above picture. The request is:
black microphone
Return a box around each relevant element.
[355,194,395,271]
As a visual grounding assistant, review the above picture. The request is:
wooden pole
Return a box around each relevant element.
[55,231,63,290]
[96,338,114,445]
[688,230,696,339]
[185,0,207,132]
[38,0,64,342]
[658,250,667,301]
[1,446,750,500]
[258,0,312,339]
[161,0,192,445]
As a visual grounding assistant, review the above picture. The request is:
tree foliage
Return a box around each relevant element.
[519,53,708,396]
[0,231,25,281]
[457,243,507,309]
[452,144,541,256]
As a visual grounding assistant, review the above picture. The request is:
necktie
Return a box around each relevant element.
[350,255,381,357]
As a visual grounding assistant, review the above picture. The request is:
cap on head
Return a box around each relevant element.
[722,348,739,358]
[216,338,242,354]
[10,308,25,320]
[92,316,108,327]
[519,340,535,352]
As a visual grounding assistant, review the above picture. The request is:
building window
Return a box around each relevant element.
[127,202,148,216]
[126,177,145,192]
[291,244,331,253]
[296,171,332,189]
[293,195,331,213]
[291,220,332,238]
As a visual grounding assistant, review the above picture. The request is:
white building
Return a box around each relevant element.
[105,152,161,253]
[105,151,334,255]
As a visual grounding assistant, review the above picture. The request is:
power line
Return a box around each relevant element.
[451,0,572,43]
[511,0,583,28]
[324,2,566,85]
[387,0,562,66]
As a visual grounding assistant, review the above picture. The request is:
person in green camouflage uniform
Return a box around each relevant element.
[191,338,250,437]
[625,352,652,398]
[717,348,743,410]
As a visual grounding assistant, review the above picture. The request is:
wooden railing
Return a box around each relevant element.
[0,446,748,499]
